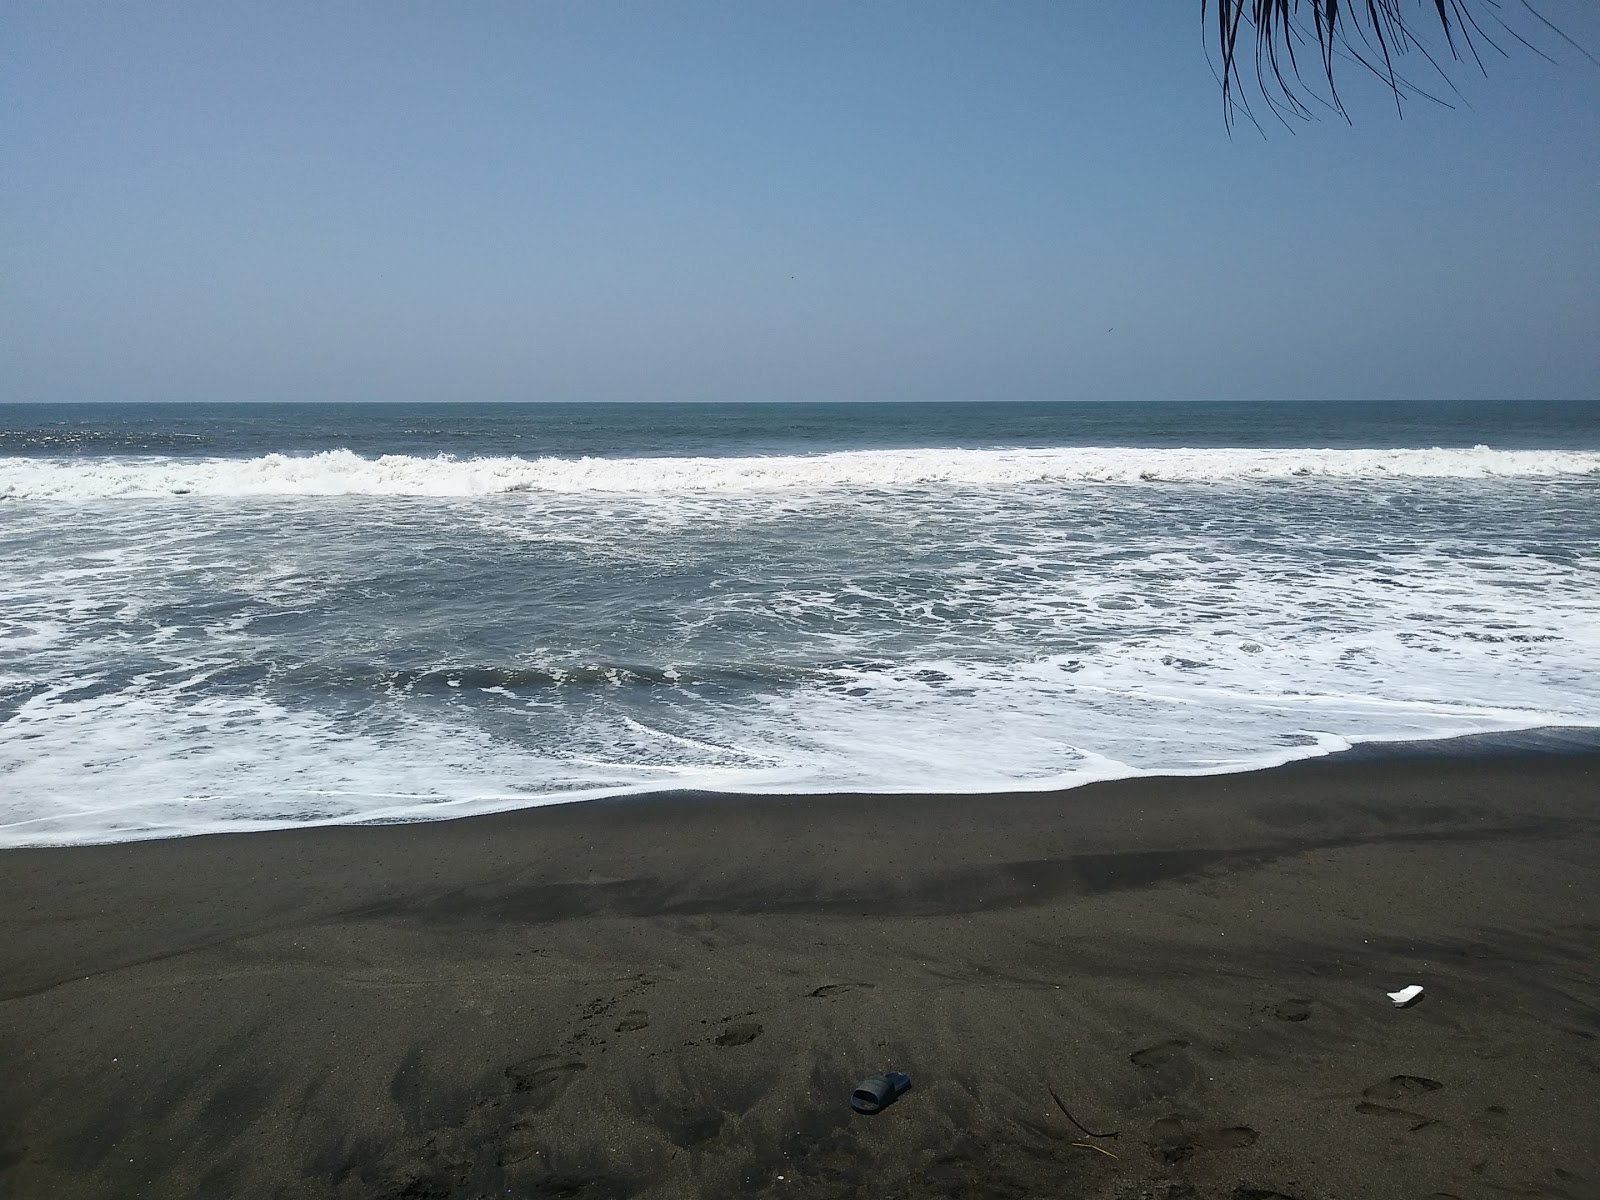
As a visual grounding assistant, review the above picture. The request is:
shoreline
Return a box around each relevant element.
[8,723,1600,852]
[2,746,1598,1198]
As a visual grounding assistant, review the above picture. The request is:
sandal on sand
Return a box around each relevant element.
[850,1071,912,1115]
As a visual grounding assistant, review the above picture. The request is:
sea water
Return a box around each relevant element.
[2,399,1597,846]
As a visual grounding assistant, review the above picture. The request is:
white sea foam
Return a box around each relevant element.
[3,455,1598,846]
[1,639,1588,847]
[3,444,1599,500]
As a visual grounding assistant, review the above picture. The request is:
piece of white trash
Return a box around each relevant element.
[1387,984,1424,1007]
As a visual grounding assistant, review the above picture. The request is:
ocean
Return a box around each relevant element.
[2,399,1598,846]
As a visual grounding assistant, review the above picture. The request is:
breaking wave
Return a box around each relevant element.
[4,445,1599,500]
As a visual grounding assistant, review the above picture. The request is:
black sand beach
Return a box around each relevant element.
[3,749,1598,1200]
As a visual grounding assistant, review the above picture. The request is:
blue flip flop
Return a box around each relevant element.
[850,1071,912,1115]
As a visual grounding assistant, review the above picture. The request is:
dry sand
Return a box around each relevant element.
[2,748,1598,1199]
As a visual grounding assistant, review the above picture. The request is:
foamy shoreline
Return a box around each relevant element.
[4,723,1596,850]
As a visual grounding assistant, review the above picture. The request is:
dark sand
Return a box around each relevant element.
[3,750,1598,1200]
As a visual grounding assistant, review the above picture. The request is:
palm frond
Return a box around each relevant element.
[1201,0,1574,130]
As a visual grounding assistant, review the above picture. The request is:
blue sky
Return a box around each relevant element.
[3,1,1597,404]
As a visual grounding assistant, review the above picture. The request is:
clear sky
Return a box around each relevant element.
[3,1,1597,404]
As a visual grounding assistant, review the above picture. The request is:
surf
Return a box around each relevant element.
[4,444,1599,501]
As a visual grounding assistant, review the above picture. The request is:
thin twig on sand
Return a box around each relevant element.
[1048,1086,1121,1140]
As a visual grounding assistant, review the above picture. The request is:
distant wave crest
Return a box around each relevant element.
[4,446,1598,500]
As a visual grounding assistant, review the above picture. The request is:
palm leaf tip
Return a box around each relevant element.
[1203,0,1572,130]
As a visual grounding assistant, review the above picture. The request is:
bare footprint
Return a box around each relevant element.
[615,1010,649,1033]
[1149,1115,1191,1164]
[1152,1116,1257,1158]
[1150,1114,1186,1141]
[1130,1040,1190,1068]
[670,1111,724,1147]
[1362,1075,1443,1101]
[504,1056,586,1111]
[1272,999,1311,1022]
[715,1021,762,1047]
[500,1120,542,1166]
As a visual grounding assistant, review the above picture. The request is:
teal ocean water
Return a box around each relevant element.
[3,400,1598,845]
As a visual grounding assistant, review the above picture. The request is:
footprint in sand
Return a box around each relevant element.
[809,984,856,998]
[668,1111,724,1147]
[715,1021,763,1047]
[1204,1126,1260,1149]
[1130,1040,1190,1068]
[504,1055,586,1111]
[1151,1114,1259,1162]
[615,1010,649,1033]
[499,1120,543,1166]
[1272,999,1311,1022]
[1362,1075,1443,1101]
[1150,1115,1191,1164]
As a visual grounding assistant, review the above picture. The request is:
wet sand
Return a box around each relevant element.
[2,749,1598,1199]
